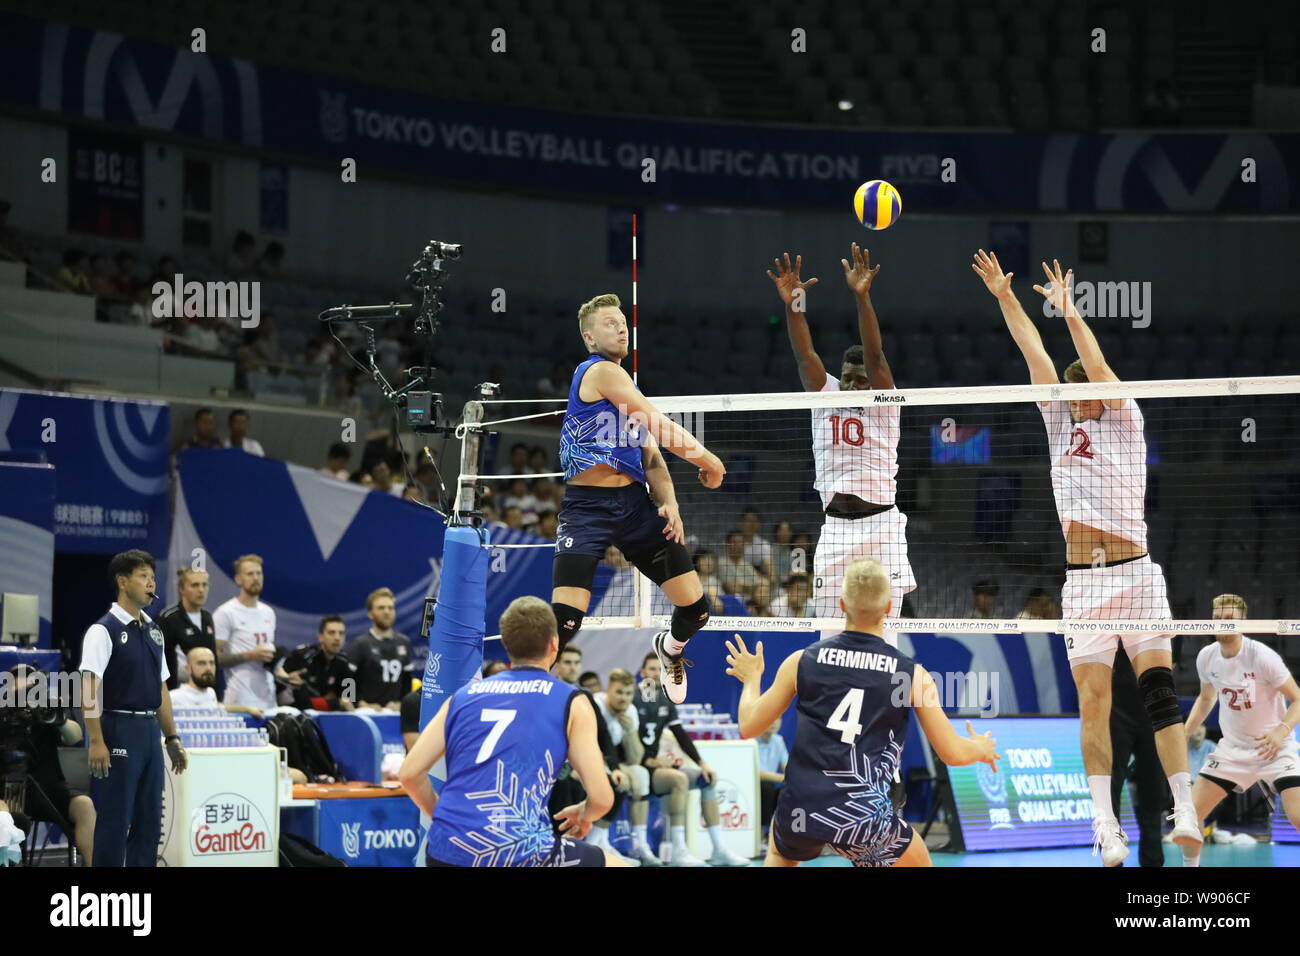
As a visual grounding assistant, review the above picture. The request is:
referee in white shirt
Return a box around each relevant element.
[78,550,188,867]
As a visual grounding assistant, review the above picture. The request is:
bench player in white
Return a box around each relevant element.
[973,252,1201,865]
[767,246,916,646]
[1181,594,1300,866]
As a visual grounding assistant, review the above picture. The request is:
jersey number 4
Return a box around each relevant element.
[828,415,865,447]
[476,708,517,763]
[827,688,865,744]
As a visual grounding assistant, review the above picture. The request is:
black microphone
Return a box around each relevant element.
[147,591,160,604]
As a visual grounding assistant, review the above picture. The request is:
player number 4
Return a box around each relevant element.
[476,708,517,763]
[827,688,865,744]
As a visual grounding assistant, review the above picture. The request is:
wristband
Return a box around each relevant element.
[165,735,181,744]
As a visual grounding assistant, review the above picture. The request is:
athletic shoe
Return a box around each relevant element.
[1168,804,1204,849]
[632,844,663,867]
[708,847,751,867]
[1092,817,1129,867]
[652,631,690,705]
[666,845,710,867]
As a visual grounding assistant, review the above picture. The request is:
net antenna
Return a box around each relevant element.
[318,240,463,516]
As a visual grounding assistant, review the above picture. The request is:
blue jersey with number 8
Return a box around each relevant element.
[427,667,579,867]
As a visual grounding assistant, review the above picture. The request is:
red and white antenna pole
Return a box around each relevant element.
[631,213,638,387]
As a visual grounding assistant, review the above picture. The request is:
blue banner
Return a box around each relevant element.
[316,796,421,867]
[4,13,1298,213]
[0,388,169,555]
[0,462,55,645]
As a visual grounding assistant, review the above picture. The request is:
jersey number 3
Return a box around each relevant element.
[476,708,517,763]
[827,688,865,744]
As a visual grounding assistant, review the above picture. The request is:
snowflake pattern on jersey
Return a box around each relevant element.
[809,731,911,868]
[449,751,566,867]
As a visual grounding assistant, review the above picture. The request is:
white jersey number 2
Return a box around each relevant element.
[827,688,865,744]
[476,708,517,763]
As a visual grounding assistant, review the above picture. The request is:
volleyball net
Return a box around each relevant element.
[462,374,1300,637]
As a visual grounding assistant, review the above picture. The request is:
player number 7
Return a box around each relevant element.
[476,708,518,763]
[827,688,865,744]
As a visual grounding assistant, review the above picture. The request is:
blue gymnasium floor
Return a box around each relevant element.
[791,842,1300,867]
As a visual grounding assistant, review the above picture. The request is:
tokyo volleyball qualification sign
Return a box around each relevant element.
[945,716,1136,851]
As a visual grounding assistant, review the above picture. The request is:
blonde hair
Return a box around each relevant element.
[607,668,635,688]
[1212,593,1247,616]
[232,554,262,575]
[577,293,620,347]
[842,557,891,616]
[498,596,556,662]
[177,567,208,584]
[366,587,395,611]
[1063,360,1087,383]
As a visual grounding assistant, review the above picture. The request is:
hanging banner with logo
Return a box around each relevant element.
[316,796,422,866]
[68,126,144,239]
[4,12,1298,213]
[0,389,169,555]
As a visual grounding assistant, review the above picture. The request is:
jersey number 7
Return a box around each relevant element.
[476,708,517,763]
[827,688,865,744]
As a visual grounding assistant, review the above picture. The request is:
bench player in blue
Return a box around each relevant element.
[399,596,625,867]
[725,557,1001,867]
[552,293,728,705]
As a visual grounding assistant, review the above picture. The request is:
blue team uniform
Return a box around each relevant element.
[426,667,604,867]
[555,355,680,569]
[772,630,917,867]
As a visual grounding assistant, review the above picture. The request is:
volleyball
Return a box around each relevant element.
[854,179,902,230]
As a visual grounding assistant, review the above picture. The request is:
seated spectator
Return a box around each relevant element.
[483,660,509,677]
[532,477,561,510]
[791,531,813,569]
[277,615,357,711]
[171,647,264,717]
[770,572,812,617]
[739,507,774,579]
[719,531,761,597]
[771,521,795,582]
[413,462,439,501]
[178,407,222,451]
[692,549,725,615]
[537,509,559,540]
[527,446,550,474]
[971,580,1000,618]
[746,577,774,617]
[536,360,570,399]
[224,408,265,457]
[112,251,141,299]
[150,254,180,287]
[320,442,351,479]
[497,442,531,478]
[227,230,258,278]
[502,477,541,516]
[479,503,506,531]
[57,249,92,294]
[368,460,405,497]
[87,253,125,302]
[257,240,285,278]
[184,314,222,353]
[1016,587,1059,621]
[578,671,601,694]
[756,718,788,834]
[592,669,651,861]
[502,505,524,530]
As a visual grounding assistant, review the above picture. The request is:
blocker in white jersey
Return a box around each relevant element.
[213,597,278,711]
[810,375,916,626]
[1195,638,1300,790]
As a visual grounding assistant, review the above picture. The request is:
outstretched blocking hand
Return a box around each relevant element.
[971,248,1013,298]
[841,242,880,297]
[966,719,1001,772]
[724,634,765,684]
[766,253,819,307]
[1032,259,1074,317]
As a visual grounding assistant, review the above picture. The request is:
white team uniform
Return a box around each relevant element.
[809,375,915,638]
[1196,639,1300,792]
[213,597,278,710]
[1041,399,1172,665]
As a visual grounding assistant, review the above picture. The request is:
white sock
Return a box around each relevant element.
[671,824,687,849]
[1088,775,1115,819]
[1168,771,1192,807]
[588,826,609,848]
[1183,852,1201,867]
[632,824,648,849]
[706,824,726,853]
[664,635,686,657]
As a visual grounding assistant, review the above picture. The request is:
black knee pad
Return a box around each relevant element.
[552,603,585,652]
[671,594,711,641]
[553,552,599,591]
[1137,666,1181,731]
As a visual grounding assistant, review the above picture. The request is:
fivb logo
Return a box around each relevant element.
[152,274,261,328]
[50,886,151,936]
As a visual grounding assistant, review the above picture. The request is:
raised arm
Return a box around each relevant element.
[911,666,1001,769]
[398,697,449,817]
[842,243,894,389]
[1032,259,1122,408]
[972,249,1058,387]
[1182,682,1218,739]
[725,636,799,738]
[767,253,826,392]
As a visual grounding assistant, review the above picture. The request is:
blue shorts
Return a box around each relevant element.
[771,787,914,868]
[427,836,605,868]
[555,483,668,560]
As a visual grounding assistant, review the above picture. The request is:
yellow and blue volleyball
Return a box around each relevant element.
[853,180,902,230]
